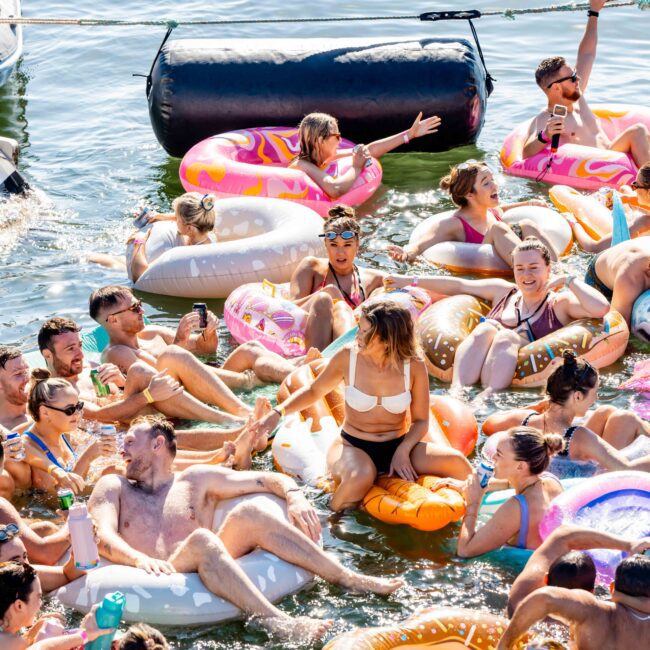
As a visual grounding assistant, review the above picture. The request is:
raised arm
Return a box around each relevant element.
[552,275,610,321]
[497,587,596,649]
[367,112,441,158]
[575,0,608,92]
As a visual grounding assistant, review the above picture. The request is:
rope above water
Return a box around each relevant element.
[0,1,647,27]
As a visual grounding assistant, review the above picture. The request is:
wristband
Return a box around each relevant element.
[47,464,57,475]
[133,238,146,246]
[142,387,155,404]
[537,129,550,144]
[273,405,286,418]
[77,629,89,644]
[402,131,410,145]
[411,276,419,287]
[587,9,599,17]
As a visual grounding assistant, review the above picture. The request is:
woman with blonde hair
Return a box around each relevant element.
[388,160,556,265]
[129,192,217,282]
[253,301,472,511]
[290,111,442,198]
[112,623,169,650]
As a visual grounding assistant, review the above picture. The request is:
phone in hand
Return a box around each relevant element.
[193,303,208,329]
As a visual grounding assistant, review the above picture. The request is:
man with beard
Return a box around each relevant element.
[89,286,303,418]
[90,415,403,644]
[522,0,649,167]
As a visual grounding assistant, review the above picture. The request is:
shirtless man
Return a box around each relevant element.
[523,0,650,168]
[582,236,650,326]
[89,286,298,417]
[497,554,650,650]
[90,415,403,643]
[508,524,650,615]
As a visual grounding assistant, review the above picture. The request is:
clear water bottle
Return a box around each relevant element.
[85,591,125,650]
[68,503,99,570]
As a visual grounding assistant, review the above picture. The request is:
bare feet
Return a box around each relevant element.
[232,418,257,470]
[338,569,405,595]
[212,440,236,466]
[295,347,322,367]
[252,396,273,452]
[255,615,334,643]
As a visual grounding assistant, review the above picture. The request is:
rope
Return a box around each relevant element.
[0,1,647,27]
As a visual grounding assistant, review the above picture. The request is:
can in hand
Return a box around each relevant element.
[4,432,25,461]
[476,460,495,489]
[57,488,75,511]
[193,303,208,329]
[90,368,110,397]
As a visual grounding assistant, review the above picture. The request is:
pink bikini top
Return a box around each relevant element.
[455,208,502,245]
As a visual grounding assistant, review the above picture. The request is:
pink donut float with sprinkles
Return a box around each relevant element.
[180,127,383,217]
[501,105,650,190]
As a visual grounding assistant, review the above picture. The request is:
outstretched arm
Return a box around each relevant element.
[576,0,608,92]
[367,112,441,158]
[498,587,596,649]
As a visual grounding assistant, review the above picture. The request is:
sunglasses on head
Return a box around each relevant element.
[456,159,491,172]
[44,401,84,416]
[547,71,578,89]
[319,230,357,240]
[107,299,143,321]
[0,523,19,543]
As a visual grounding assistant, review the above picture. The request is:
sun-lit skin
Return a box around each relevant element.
[512,249,551,300]
[468,168,500,209]
[324,233,360,276]
[35,385,83,433]
[42,331,84,378]
[0,356,30,407]
[106,295,146,336]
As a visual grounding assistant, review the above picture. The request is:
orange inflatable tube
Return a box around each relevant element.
[323,607,531,649]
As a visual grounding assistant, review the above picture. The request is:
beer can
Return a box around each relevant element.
[4,432,25,461]
[90,368,110,397]
[193,302,208,329]
[477,460,495,489]
[57,488,75,511]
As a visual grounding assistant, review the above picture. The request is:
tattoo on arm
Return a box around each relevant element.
[256,478,264,487]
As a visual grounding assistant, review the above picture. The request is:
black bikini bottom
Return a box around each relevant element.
[340,430,403,474]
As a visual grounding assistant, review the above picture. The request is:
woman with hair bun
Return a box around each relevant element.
[289,205,386,350]
[455,426,565,557]
[291,111,441,198]
[387,160,554,265]
[21,370,118,495]
[386,238,610,391]
[483,349,650,474]
[129,192,217,282]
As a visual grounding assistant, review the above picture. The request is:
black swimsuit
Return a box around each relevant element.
[521,412,577,457]
[340,430,403,474]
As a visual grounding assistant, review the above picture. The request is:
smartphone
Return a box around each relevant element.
[193,303,208,329]
[552,104,568,118]
[353,144,373,168]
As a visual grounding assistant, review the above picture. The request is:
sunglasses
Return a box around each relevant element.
[328,132,342,140]
[547,71,579,88]
[319,230,357,240]
[44,401,84,416]
[456,159,491,172]
[631,181,649,190]
[107,299,143,321]
[0,523,19,542]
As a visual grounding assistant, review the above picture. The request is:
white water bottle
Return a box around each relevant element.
[68,503,99,570]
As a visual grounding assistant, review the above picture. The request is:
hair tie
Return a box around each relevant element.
[200,194,213,211]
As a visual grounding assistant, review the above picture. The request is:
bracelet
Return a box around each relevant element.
[77,629,89,644]
[273,405,286,418]
[411,276,419,287]
[402,131,410,145]
[142,387,155,404]
[587,9,599,17]
[47,464,57,475]
[133,238,146,246]
[537,129,550,144]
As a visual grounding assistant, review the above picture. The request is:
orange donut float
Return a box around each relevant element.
[417,295,629,388]
[323,607,531,649]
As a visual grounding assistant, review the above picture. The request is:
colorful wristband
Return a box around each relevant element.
[47,464,57,475]
[77,629,89,644]
[142,388,155,404]
[411,276,419,287]
[273,405,286,418]
[537,129,550,144]
[402,131,410,145]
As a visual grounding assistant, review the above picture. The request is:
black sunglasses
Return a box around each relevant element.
[107,299,143,321]
[319,230,357,240]
[44,401,84,416]
[0,523,19,542]
[547,71,578,89]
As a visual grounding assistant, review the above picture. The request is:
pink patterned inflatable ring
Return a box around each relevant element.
[501,105,650,190]
[539,471,650,585]
[180,127,383,217]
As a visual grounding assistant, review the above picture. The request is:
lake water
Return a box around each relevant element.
[1,1,649,648]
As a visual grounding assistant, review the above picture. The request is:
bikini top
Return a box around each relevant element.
[521,412,577,457]
[455,208,502,245]
[487,288,564,342]
[344,348,412,415]
[24,430,78,473]
[318,263,366,309]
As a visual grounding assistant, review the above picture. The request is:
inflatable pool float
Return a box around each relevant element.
[54,494,315,626]
[224,283,434,358]
[410,206,572,276]
[632,290,650,343]
[125,196,322,298]
[417,295,629,387]
[620,358,650,420]
[540,471,650,585]
[179,127,382,217]
[501,105,650,190]
[323,607,530,649]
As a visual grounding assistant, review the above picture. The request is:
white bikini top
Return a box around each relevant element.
[344,348,412,415]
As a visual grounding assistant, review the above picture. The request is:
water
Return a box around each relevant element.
[1,1,649,647]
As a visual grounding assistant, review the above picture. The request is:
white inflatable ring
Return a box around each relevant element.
[126,196,323,298]
[410,206,572,276]
[54,494,315,626]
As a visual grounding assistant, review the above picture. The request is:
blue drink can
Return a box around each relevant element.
[477,460,494,489]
